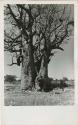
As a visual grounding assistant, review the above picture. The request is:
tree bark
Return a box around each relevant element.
[21,42,36,90]
[21,9,37,90]
[28,41,37,88]
[21,44,30,90]
[37,52,48,79]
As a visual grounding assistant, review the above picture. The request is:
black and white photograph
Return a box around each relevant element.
[4,4,74,106]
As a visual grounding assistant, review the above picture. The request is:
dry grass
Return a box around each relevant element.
[4,82,74,106]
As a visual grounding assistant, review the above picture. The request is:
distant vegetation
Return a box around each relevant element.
[4,75,17,83]
[4,75,74,91]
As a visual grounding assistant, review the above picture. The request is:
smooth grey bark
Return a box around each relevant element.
[21,39,36,90]
[37,52,48,79]
[21,44,31,90]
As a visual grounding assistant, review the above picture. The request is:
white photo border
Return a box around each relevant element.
[0,0,78,125]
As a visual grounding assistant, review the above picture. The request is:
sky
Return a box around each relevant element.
[48,36,74,79]
[4,35,74,80]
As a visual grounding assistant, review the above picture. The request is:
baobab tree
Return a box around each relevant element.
[4,4,74,90]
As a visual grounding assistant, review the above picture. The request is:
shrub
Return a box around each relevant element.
[37,77,53,92]
[37,77,69,92]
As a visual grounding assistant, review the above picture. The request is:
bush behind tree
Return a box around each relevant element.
[36,77,69,92]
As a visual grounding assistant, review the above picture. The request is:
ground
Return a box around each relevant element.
[4,81,74,106]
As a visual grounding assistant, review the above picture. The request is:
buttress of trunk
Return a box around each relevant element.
[21,62,32,90]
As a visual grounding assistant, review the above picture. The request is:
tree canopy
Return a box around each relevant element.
[4,4,74,65]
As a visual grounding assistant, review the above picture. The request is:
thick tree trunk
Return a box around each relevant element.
[21,44,30,90]
[21,43,36,90]
[21,63,32,90]
[35,52,48,91]
[37,52,48,79]
[21,10,37,90]
[28,42,37,87]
